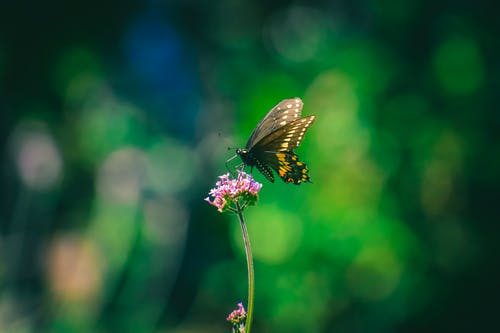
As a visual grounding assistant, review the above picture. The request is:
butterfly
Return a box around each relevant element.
[235,97,315,184]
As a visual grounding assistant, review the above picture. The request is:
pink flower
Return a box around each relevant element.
[227,302,247,329]
[205,171,262,213]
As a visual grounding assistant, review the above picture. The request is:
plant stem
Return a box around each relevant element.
[236,202,254,333]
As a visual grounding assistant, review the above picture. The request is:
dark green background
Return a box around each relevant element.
[1,1,499,332]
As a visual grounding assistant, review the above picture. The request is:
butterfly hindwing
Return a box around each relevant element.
[246,98,303,149]
[254,151,311,184]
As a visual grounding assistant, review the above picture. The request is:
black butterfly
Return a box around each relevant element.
[235,97,315,184]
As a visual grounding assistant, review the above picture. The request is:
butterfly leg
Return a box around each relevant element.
[225,154,238,172]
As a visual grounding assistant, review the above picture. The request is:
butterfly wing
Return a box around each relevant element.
[253,115,316,152]
[253,151,311,184]
[246,98,303,149]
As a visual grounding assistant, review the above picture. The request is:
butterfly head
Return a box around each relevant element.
[236,148,256,172]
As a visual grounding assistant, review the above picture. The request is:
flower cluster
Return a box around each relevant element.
[205,171,262,213]
[227,302,247,332]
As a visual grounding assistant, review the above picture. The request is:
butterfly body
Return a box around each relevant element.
[236,98,315,184]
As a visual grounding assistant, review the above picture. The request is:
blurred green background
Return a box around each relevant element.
[1,1,499,332]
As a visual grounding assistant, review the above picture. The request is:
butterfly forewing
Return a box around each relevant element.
[253,115,316,152]
[246,98,303,149]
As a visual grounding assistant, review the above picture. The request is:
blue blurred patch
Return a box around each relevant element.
[123,15,199,139]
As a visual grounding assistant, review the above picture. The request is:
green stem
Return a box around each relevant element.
[235,202,254,333]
